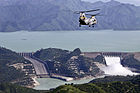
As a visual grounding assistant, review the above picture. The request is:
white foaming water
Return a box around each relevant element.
[102,56,137,76]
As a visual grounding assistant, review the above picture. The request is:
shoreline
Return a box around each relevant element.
[1,29,140,33]
[33,74,105,87]
[32,77,40,87]
[33,75,106,90]
[73,74,105,81]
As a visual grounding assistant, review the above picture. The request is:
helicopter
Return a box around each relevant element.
[74,9,100,27]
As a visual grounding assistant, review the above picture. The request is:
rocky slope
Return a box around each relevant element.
[121,53,140,73]
[33,48,103,78]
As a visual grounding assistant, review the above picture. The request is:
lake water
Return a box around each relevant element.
[0,30,140,90]
[34,77,104,90]
[0,30,140,52]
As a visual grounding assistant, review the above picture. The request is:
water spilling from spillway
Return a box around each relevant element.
[101,56,137,76]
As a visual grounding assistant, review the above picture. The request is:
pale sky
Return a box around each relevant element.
[82,0,140,6]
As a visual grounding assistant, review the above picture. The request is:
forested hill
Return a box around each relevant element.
[0,47,25,83]
[0,47,34,87]
[0,0,140,32]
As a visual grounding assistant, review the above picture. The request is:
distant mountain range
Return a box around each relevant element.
[0,0,140,32]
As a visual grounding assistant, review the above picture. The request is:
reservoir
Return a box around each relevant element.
[0,30,140,90]
[34,77,104,90]
[0,30,140,52]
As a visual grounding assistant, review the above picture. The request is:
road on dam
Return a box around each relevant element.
[24,57,48,75]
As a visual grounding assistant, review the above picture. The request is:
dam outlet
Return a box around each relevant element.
[101,56,137,76]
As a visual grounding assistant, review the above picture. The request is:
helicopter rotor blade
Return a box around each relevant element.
[85,13,104,16]
[73,12,81,14]
[74,9,100,14]
[83,9,100,12]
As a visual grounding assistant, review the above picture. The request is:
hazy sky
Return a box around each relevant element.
[82,0,140,6]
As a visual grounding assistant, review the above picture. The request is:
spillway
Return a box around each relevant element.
[101,56,136,76]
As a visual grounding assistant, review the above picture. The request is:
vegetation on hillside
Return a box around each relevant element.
[49,75,140,93]
[1,47,140,93]
[0,47,25,83]
[90,75,135,83]
[0,47,34,86]
[0,48,140,93]
[33,48,101,78]
[0,83,43,93]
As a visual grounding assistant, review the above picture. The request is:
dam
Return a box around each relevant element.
[18,52,50,78]
[101,52,136,76]
[18,52,137,78]
[18,52,73,81]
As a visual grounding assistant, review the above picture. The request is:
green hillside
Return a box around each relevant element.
[0,47,24,83]
[0,47,34,86]
[49,75,140,93]
[0,83,42,93]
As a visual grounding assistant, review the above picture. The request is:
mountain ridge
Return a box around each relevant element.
[0,0,140,32]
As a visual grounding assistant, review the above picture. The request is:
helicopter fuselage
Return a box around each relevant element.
[79,13,97,27]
